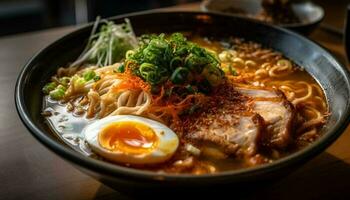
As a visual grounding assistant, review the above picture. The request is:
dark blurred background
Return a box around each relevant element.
[0,0,348,37]
[0,0,199,36]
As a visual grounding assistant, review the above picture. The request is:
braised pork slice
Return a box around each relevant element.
[186,112,265,156]
[183,84,266,156]
[183,84,295,158]
[237,87,296,149]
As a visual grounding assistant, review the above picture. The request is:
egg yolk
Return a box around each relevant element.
[98,121,159,154]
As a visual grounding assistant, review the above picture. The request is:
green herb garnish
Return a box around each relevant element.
[59,77,70,86]
[126,33,224,92]
[49,85,66,100]
[83,70,96,81]
[42,82,57,94]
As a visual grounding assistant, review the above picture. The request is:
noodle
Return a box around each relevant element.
[86,90,100,118]
[268,60,293,78]
[292,83,312,105]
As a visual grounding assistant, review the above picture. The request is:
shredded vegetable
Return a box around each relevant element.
[70,17,138,67]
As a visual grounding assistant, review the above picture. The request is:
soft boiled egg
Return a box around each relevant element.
[83,115,179,165]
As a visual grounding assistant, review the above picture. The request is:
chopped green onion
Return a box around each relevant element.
[170,67,190,84]
[115,63,125,73]
[125,50,135,59]
[83,70,96,81]
[42,82,57,94]
[184,54,206,73]
[59,77,70,86]
[202,65,224,86]
[126,32,223,88]
[139,63,165,84]
[49,85,66,100]
[175,46,188,56]
[71,75,86,90]
[139,63,156,76]
[170,57,182,70]
[93,75,101,81]
[56,85,66,90]
[146,71,162,85]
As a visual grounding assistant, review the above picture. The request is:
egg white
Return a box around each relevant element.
[83,115,179,164]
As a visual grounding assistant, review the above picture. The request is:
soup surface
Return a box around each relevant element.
[42,20,327,174]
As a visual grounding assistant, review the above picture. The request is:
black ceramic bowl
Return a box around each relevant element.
[201,0,324,35]
[15,11,350,195]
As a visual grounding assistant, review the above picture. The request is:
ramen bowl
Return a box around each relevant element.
[15,11,350,195]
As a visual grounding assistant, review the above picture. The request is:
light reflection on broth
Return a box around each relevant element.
[43,34,328,174]
[43,97,93,156]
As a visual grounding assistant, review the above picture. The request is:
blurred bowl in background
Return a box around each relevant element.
[201,0,324,35]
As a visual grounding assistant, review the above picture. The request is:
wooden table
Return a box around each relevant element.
[1,3,350,200]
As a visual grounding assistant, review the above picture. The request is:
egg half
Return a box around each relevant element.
[83,115,179,165]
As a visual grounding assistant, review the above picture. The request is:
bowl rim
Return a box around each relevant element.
[15,10,350,181]
[200,0,325,28]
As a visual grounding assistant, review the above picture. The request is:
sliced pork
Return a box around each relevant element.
[182,84,266,157]
[186,112,265,156]
[182,84,296,160]
[237,87,296,149]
